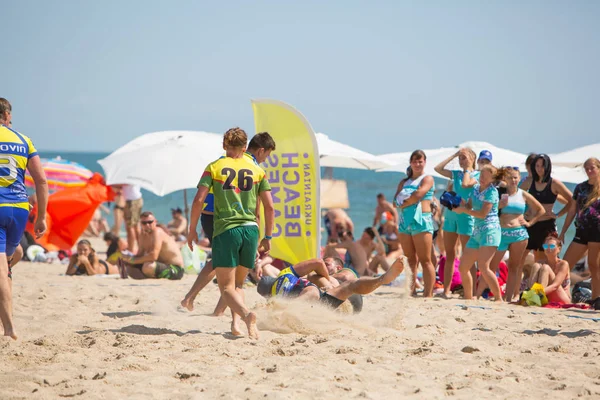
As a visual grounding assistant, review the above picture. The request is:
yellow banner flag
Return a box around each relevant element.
[252,99,321,264]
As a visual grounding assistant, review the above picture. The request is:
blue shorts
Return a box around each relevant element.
[399,212,434,236]
[442,210,474,236]
[0,206,29,256]
[498,226,529,251]
[466,224,501,249]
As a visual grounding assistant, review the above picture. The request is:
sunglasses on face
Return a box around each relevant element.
[542,243,557,250]
[141,220,155,225]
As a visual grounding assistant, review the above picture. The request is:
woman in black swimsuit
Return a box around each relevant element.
[520,154,573,261]
[559,158,600,306]
[66,239,118,276]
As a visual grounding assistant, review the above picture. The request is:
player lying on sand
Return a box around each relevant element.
[256,255,407,311]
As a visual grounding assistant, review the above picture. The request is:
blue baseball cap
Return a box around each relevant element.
[478,150,493,162]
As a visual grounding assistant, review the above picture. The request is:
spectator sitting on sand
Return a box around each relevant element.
[103,232,132,265]
[66,239,119,276]
[521,234,571,304]
[83,204,111,238]
[118,211,184,280]
[325,228,388,276]
[379,221,403,260]
[324,208,354,242]
[167,207,188,241]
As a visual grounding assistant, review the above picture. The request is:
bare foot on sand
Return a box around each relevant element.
[180,296,194,312]
[231,321,244,337]
[379,256,407,285]
[4,329,17,340]
[211,311,225,317]
[243,312,259,340]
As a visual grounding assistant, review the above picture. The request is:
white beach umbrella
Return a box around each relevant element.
[97,130,224,196]
[550,143,600,168]
[316,132,391,170]
[378,141,587,184]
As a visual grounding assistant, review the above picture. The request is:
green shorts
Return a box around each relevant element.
[443,210,474,236]
[398,212,434,236]
[212,225,259,269]
[466,224,501,250]
[498,226,529,251]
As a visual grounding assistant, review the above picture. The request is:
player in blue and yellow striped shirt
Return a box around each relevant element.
[0,98,49,340]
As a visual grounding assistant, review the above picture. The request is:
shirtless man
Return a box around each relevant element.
[325,227,388,276]
[372,193,398,232]
[324,208,354,242]
[118,211,184,280]
[256,255,407,312]
[167,207,188,241]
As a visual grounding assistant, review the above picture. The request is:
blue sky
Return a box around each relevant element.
[3,1,599,155]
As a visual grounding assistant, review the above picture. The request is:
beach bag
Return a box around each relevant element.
[181,244,207,275]
[519,283,548,307]
[437,255,462,291]
[440,191,462,211]
[572,280,592,304]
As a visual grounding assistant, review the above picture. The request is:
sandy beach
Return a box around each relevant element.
[0,245,599,400]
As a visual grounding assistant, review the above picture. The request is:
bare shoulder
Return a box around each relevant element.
[421,175,434,187]
[155,228,169,242]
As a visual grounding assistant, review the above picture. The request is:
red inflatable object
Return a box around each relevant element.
[26,173,114,251]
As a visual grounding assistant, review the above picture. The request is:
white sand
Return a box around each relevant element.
[1,254,600,399]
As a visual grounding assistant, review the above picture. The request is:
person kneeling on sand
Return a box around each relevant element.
[66,239,119,276]
[256,256,406,312]
[118,211,184,280]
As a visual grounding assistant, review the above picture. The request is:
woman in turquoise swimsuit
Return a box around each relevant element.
[490,167,544,301]
[454,165,503,301]
[393,150,435,297]
[434,147,478,297]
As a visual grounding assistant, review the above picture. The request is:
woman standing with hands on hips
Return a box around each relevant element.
[393,150,435,297]
[491,167,544,301]
[434,148,479,297]
[520,154,573,261]
[454,165,503,302]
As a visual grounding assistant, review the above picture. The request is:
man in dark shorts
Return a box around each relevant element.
[180,132,276,314]
[118,211,184,280]
[256,256,407,312]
